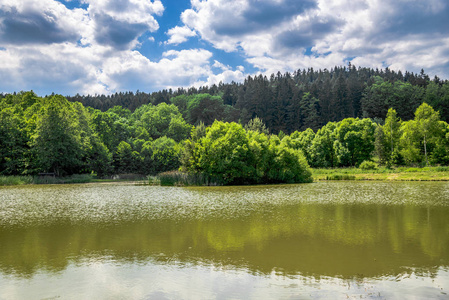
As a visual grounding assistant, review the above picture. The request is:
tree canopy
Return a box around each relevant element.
[2,66,449,182]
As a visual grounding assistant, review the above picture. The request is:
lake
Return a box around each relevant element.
[0,181,448,299]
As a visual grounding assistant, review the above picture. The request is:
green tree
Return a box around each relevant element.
[138,103,190,141]
[399,103,443,165]
[425,81,449,123]
[114,141,142,173]
[244,117,269,134]
[0,107,29,174]
[382,108,402,164]
[182,121,312,185]
[151,136,181,173]
[299,92,320,131]
[287,128,315,165]
[333,118,375,167]
[430,122,449,165]
[362,77,423,120]
[414,103,441,165]
[87,137,113,176]
[266,138,312,183]
[186,94,226,125]
[374,124,388,165]
[192,121,256,184]
[33,95,84,176]
[310,122,337,168]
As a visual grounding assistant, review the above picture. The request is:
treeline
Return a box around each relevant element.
[0,91,312,183]
[62,66,449,134]
[1,90,448,183]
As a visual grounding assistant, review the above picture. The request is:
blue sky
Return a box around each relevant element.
[0,0,448,96]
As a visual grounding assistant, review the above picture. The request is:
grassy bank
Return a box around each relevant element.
[0,174,95,186]
[0,174,150,186]
[2,167,449,186]
[0,176,34,186]
[312,166,449,181]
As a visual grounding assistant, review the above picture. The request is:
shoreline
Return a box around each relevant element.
[2,167,449,186]
[312,167,449,182]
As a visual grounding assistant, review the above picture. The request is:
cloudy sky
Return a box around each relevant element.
[1,0,448,96]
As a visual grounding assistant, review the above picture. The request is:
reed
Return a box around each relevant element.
[0,175,34,186]
[33,174,93,184]
[325,174,356,181]
[157,171,223,186]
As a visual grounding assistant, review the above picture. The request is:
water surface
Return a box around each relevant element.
[1,181,448,299]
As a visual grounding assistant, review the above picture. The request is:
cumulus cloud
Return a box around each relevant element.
[0,0,210,95]
[0,0,86,45]
[0,0,249,95]
[101,49,214,91]
[1,0,449,96]
[180,0,319,53]
[0,0,165,50]
[165,26,196,45]
[198,68,246,87]
[178,0,449,79]
[86,0,164,49]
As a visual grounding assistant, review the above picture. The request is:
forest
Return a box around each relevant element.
[1,66,449,184]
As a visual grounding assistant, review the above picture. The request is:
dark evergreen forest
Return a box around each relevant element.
[63,65,449,133]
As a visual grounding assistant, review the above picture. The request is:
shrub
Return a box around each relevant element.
[359,161,377,170]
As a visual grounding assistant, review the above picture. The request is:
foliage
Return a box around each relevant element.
[0,175,34,186]
[362,77,423,120]
[244,117,269,134]
[136,102,191,142]
[380,108,402,165]
[399,103,443,165]
[310,122,337,168]
[181,121,312,185]
[2,86,449,182]
[33,95,85,176]
[67,67,449,134]
[333,118,376,167]
[359,161,378,170]
[150,136,181,174]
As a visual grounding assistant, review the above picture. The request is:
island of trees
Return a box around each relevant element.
[1,66,448,185]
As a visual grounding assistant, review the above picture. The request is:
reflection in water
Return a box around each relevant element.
[1,182,449,298]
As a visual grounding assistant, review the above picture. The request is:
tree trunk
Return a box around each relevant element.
[423,134,428,166]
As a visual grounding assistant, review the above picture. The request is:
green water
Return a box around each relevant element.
[0,181,448,299]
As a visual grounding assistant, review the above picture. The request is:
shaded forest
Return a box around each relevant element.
[61,65,449,133]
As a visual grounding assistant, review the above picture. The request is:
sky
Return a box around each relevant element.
[0,0,448,96]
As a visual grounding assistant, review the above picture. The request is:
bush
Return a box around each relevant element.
[181,121,313,185]
[359,161,377,170]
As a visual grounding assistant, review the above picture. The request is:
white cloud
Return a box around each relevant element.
[83,0,164,49]
[0,0,209,95]
[0,0,88,45]
[212,60,230,71]
[178,0,449,79]
[199,68,246,87]
[1,0,449,96]
[165,26,196,45]
[100,48,214,92]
